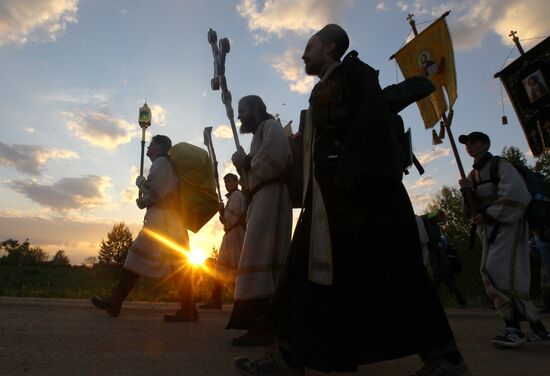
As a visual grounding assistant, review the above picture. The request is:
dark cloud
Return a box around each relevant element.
[7,175,110,211]
[0,143,78,176]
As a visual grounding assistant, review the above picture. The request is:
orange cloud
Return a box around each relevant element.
[269,49,315,94]
[0,0,78,47]
[416,146,450,165]
[61,105,137,150]
[237,0,353,41]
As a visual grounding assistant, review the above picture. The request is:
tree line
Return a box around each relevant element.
[0,239,70,267]
[0,222,132,268]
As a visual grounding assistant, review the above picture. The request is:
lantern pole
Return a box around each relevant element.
[138,101,152,177]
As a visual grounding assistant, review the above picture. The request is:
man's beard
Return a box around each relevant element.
[304,60,323,76]
[240,118,258,134]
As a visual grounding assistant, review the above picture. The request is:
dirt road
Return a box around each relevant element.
[0,297,549,375]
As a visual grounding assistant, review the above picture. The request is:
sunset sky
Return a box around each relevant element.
[1,0,549,264]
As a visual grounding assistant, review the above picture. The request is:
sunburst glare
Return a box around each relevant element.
[143,228,209,267]
[188,248,209,266]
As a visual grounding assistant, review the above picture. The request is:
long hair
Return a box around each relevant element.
[239,95,275,121]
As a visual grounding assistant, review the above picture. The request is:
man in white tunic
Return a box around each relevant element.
[458,131,549,347]
[199,173,246,309]
[91,135,197,322]
[226,95,293,346]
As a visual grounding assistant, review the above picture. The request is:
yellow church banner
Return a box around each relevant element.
[394,16,457,129]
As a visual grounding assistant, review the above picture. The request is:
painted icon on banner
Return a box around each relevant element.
[522,70,550,103]
[418,51,440,78]
[495,37,550,156]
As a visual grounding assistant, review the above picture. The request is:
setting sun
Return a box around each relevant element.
[188,248,209,266]
[143,228,209,267]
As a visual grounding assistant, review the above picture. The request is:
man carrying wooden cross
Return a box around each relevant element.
[226,95,293,347]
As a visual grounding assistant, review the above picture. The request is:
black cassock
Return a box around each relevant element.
[261,52,455,373]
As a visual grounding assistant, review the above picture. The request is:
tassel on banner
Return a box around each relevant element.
[432,129,443,145]
[438,121,446,140]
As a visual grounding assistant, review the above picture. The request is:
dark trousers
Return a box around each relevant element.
[113,266,194,312]
[433,275,467,307]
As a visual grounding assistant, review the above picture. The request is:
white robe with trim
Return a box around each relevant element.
[124,156,189,279]
[467,157,539,321]
[236,119,293,301]
[216,190,246,279]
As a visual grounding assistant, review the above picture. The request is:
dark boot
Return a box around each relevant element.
[231,330,275,347]
[199,280,223,309]
[163,307,199,322]
[91,269,139,317]
[165,268,198,322]
[448,278,467,308]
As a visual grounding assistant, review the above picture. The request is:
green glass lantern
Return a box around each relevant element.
[139,102,151,129]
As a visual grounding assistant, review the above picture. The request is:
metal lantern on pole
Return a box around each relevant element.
[138,101,152,177]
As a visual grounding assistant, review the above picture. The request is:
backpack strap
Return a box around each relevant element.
[489,156,501,186]
[474,156,500,188]
[478,156,502,246]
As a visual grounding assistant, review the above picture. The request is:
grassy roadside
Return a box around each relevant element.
[0,262,543,309]
[0,264,232,303]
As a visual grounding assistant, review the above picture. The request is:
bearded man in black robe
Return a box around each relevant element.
[235,24,470,376]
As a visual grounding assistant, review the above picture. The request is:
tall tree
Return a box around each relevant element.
[0,238,48,265]
[533,150,550,194]
[82,256,97,268]
[98,223,133,265]
[535,150,550,177]
[500,146,528,167]
[500,145,550,194]
[426,186,484,302]
[50,250,70,267]
[427,186,471,247]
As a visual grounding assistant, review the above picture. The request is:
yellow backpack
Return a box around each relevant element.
[169,142,219,233]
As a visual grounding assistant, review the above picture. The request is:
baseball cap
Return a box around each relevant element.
[458,131,490,145]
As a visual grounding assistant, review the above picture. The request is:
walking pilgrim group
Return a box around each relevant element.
[90,24,550,376]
